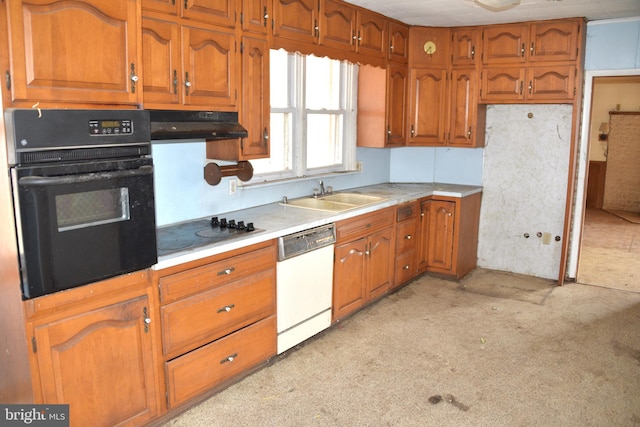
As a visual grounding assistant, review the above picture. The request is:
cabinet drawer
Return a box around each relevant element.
[395,219,418,254]
[396,201,419,222]
[159,245,275,303]
[161,269,275,359]
[394,250,417,286]
[336,208,394,243]
[165,315,276,408]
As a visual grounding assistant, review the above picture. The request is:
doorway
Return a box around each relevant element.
[571,72,640,293]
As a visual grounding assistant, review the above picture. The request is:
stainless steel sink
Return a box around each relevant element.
[281,192,387,212]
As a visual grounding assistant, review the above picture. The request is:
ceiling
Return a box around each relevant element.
[344,0,640,27]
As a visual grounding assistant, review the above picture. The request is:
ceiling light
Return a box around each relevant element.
[474,0,521,11]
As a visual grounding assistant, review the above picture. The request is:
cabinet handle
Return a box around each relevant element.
[530,42,535,55]
[184,0,188,9]
[217,266,235,276]
[314,20,319,38]
[173,70,178,94]
[220,353,238,364]
[143,306,151,333]
[130,63,138,93]
[521,43,525,56]
[410,124,415,137]
[263,127,269,143]
[390,41,394,52]
[387,125,391,137]
[263,6,269,26]
[467,127,472,139]
[353,30,357,41]
[519,81,523,95]
[404,234,412,240]
[217,303,235,313]
[471,46,475,59]
[403,265,410,270]
[184,72,191,95]
[528,81,533,94]
[357,31,362,45]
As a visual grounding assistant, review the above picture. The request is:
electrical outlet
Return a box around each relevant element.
[356,161,363,172]
[228,178,237,195]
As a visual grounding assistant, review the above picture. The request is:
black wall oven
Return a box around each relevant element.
[5,109,157,299]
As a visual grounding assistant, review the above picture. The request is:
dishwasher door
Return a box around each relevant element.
[276,244,334,354]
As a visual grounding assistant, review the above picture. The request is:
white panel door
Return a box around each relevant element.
[478,104,573,279]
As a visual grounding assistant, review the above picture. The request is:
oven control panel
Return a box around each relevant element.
[89,119,134,136]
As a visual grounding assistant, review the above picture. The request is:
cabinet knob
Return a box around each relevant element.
[263,128,269,142]
[130,63,138,93]
[217,267,235,276]
[217,304,235,313]
[404,235,412,240]
[220,353,238,364]
[184,72,192,95]
[530,42,535,55]
[403,264,410,270]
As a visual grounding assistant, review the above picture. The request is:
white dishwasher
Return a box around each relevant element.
[276,223,335,354]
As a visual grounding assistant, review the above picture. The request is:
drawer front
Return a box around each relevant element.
[395,219,418,254]
[159,245,276,303]
[161,269,275,359]
[165,315,276,408]
[396,201,419,222]
[336,208,394,242]
[394,250,417,286]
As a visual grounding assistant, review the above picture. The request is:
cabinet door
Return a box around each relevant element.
[7,0,140,105]
[480,66,526,102]
[529,20,580,62]
[182,0,237,27]
[386,63,408,147]
[356,10,387,57]
[428,200,456,272]
[452,27,480,66]
[181,25,237,108]
[366,228,393,301]
[241,36,270,159]
[32,295,158,426]
[388,21,409,63]
[482,24,528,64]
[417,200,431,273]
[333,239,366,321]
[449,68,481,147]
[321,0,356,52]
[407,68,447,146]
[142,17,181,107]
[242,0,269,35]
[527,65,576,101]
[272,0,319,44]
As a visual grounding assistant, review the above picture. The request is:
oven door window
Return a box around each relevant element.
[56,187,130,231]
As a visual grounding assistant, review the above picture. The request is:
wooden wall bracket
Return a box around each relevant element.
[204,161,253,186]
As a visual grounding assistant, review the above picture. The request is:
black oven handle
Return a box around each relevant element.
[18,165,153,187]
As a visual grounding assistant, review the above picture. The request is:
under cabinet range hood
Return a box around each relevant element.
[148,110,248,141]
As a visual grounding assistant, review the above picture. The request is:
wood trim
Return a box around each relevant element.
[586,161,606,209]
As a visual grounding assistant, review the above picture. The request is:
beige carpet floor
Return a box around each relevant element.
[160,271,640,427]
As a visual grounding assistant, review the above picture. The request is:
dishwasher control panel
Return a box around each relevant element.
[277,223,336,261]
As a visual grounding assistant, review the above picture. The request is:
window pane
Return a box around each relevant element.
[305,55,342,110]
[270,49,290,108]
[306,114,343,169]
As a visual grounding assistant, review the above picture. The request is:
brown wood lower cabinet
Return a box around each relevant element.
[393,201,420,287]
[417,193,482,279]
[165,315,276,408]
[24,271,161,427]
[155,240,277,409]
[333,208,395,321]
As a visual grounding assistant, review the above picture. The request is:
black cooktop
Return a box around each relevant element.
[157,217,261,257]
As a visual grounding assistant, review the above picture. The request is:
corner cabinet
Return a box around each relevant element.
[24,271,161,427]
[6,0,141,106]
[333,208,395,321]
[417,193,482,279]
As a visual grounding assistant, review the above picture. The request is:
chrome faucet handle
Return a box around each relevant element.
[326,186,333,194]
[312,188,320,198]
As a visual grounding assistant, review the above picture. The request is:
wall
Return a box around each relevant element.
[602,113,640,212]
[589,77,640,161]
[389,147,483,185]
[153,142,390,226]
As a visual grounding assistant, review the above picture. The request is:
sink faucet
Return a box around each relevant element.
[319,180,325,195]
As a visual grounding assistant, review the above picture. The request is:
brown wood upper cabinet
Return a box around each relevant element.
[482,19,581,64]
[241,0,270,35]
[272,0,320,44]
[6,0,141,106]
[141,16,238,110]
[142,0,237,28]
[480,64,576,103]
[388,21,410,63]
[452,27,481,66]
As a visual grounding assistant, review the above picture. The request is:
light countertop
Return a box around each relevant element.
[153,182,482,270]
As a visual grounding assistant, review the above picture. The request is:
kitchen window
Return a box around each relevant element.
[250,49,357,181]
